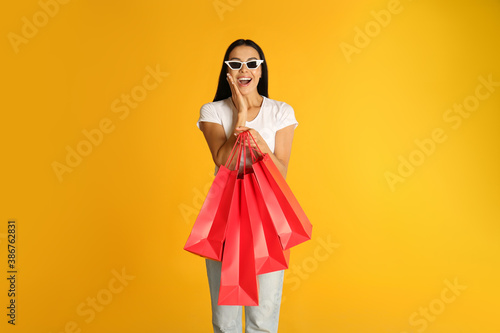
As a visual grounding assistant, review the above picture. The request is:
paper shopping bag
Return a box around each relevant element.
[184,135,244,261]
[183,165,237,261]
[218,178,259,306]
[246,132,312,250]
[244,171,290,275]
[253,154,312,249]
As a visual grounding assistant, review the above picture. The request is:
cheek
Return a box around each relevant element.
[252,69,261,81]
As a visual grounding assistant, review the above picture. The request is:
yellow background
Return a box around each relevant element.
[1,0,499,332]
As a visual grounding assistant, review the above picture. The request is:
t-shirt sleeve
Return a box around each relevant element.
[196,103,221,129]
[276,103,298,131]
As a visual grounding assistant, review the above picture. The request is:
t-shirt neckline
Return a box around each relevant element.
[247,96,265,124]
[228,95,266,124]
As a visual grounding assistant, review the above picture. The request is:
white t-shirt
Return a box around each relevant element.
[197,96,298,173]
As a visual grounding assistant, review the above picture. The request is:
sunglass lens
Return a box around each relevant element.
[227,62,242,70]
[246,61,257,69]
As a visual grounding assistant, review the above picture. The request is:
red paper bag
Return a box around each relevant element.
[184,136,244,261]
[244,171,290,275]
[218,178,259,306]
[183,165,237,260]
[248,133,312,250]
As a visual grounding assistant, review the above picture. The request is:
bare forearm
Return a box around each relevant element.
[259,145,288,179]
[214,135,238,168]
[213,110,247,167]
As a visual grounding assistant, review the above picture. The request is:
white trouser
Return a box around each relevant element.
[205,259,284,333]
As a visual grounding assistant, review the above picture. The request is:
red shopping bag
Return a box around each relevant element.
[248,132,312,250]
[243,135,290,274]
[218,177,259,306]
[183,136,244,261]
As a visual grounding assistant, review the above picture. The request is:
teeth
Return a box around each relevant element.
[239,78,251,81]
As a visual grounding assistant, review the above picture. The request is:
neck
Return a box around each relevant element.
[235,91,263,108]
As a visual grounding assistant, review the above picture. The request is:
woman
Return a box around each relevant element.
[197,39,298,333]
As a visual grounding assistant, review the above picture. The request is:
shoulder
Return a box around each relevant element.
[263,97,295,120]
[262,97,298,130]
[201,97,233,113]
[263,97,294,112]
[197,97,234,129]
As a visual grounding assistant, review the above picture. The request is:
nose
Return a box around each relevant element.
[239,63,250,72]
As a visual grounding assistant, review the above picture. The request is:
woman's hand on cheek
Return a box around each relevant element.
[226,73,248,114]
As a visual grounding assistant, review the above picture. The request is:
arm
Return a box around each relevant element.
[199,73,249,168]
[199,110,246,168]
[272,124,296,179]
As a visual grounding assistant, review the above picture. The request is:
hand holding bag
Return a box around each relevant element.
[218,138,260,305]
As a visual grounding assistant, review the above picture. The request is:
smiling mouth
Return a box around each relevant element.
[238,78,252,86]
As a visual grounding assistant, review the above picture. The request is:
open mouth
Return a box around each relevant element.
[238,78,252,87]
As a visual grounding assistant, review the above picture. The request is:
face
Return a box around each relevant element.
[226,45,262,94]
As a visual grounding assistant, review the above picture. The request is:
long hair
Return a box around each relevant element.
[213,39,269,102]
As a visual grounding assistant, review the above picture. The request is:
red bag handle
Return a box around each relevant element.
[247,136,258,163]
[246,131,264,163]
[243,132,247,175]
[224,131,264,171]
[224,132,246,171]
[247,131,263,155]
[225,134,241,168]
[240,131,251,175]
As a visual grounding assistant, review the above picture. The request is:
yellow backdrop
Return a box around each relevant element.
[1,0,499,332]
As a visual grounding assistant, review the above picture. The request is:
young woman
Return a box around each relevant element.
[197,39,298,333]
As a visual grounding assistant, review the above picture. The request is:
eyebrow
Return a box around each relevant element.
[229,57,259,61]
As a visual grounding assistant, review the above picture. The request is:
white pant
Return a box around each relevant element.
[205,259,284,333]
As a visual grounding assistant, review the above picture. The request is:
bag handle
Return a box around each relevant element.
[243,132,247,175]
[224,131,263,171]
[246,131,264,163]
[225,134,241,168]
[224,132,245,171]
[246,132,257,163]
[247,131,263,155]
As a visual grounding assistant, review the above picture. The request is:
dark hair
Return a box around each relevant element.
[213,39,269,102]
